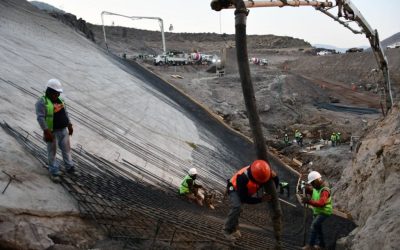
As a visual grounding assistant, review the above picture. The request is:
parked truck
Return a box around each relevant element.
[154,50,188,66]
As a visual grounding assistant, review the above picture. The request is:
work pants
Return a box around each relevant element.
[47,128,74,175]
[309,214,329,247]
[224,191,241,233]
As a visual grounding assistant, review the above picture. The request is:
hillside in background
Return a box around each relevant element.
[381,32,400,47]
[29,0,65,13]
[87,23,312,56]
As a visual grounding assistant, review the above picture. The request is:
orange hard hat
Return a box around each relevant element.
[250,160,271,183]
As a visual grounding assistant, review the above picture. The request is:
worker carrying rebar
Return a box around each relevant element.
[35,79,77,183]
[301,171,333,250]
[179,168,205,206]
[222,160,277,241]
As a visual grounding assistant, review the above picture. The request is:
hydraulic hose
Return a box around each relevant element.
[232,0,282,248]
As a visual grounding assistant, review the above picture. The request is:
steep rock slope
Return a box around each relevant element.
[334,102,400,249]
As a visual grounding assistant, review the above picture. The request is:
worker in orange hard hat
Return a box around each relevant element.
[222,160,277,241]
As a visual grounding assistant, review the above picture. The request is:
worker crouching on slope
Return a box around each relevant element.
[35,79,76,183]
[223,160,276,241]
[179,168,205,206]
[302,171,332,250]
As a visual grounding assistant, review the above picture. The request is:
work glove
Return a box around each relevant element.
[67,124,73,136]
[43,129,53,142]
[301,196,310,204]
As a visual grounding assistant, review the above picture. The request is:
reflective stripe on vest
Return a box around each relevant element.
[311,186,333,216]
[179,175,193,194]
[42,96,64,131]
[230,166,259,196]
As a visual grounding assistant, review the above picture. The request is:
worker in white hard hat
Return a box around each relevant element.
[301,171,333,250]
[179,168,204,206]
[35,79,76,183]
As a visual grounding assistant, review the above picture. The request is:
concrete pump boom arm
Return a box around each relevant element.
[101,11,166,54]
[211,0,393,112]
[338,0,393,111]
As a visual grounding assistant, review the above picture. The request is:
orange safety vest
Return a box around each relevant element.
[230,166,259,196]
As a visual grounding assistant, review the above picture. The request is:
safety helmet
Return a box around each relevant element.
[307,171,321,184]
[46,79,63,93]
[285,134,288,136]
[250,160,271,183]
[188,168,197,176]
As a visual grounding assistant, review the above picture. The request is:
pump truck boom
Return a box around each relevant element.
[211,0,393,114]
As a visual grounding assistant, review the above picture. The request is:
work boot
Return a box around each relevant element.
[49,174,61,183]
[66,167,80,177]
[301,245,312,250]
[222,230,237,241]
[232,230,242,238]
[313,245,323,250]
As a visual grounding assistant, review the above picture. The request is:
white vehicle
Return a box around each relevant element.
[259,59,268,66]
[387,42,400,49]
[154,51,188,66]
[317,50,332,56]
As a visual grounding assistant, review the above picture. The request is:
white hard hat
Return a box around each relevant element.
[188,168,197,175]
[307,171,321,184]
[46,79,63,93]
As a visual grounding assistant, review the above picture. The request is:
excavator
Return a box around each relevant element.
[211,0,394,115]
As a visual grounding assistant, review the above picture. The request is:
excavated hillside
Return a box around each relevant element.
[334,103,400,249]
[88,23,312,55]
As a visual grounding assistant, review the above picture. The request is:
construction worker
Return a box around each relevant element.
[336,132,341,145]
[295,130,303,147]
[179,168,204,206]
[279,181,290,197]
[284,133,289,146]
[330,132,336,147]
[301,171,332,250]
[35,79,76,183]
[222,160,275,241]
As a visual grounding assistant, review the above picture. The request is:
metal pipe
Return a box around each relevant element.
[101,11,166,54]
[231,0,282,248]
[211,0,333,11]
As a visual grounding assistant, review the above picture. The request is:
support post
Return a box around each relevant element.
[232,0,282,248]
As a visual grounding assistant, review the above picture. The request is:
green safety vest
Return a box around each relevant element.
[330,134,336,141]
[179,175,193,194]
[311,186,333,216]
[42,96,64,131]
[284,135,289,142]
[280,181,289,187]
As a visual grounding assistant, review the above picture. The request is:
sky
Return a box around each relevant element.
[31,0,400,48]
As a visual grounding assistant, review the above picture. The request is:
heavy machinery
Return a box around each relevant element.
[211,0,394,114]
[154,50,188,66]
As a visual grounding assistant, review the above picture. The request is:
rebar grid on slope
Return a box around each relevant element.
[1,122,301,249]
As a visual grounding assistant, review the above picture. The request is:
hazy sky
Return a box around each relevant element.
[32,0,399,48]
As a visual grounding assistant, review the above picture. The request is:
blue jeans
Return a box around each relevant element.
[47,128,74,175]
[309,214,329,247]
[224,191,241,233]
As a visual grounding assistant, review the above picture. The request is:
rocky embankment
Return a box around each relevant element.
[333,102,400,249]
